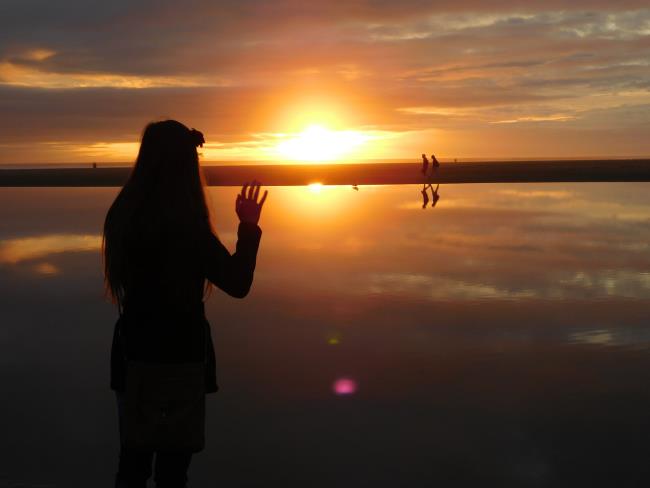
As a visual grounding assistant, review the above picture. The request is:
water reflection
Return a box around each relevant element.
[0,234,100,264]
[420,183,441,208]
[32,262,60,276]
[1,183,650,486]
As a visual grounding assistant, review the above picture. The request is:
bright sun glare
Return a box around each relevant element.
[276,125,369,162]
[307,183,323,193]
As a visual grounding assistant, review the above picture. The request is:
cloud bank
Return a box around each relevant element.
[1,1,649,161]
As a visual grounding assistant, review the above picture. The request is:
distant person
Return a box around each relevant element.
[421,184,429,208]
[93,162,97,169]
[431,154,440,170]
[421,153,429,175]
[103,120,267,487]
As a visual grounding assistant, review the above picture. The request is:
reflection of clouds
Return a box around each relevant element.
[569,327,650,348]
[1,184,649,306]
[395,184,650,225]
[399,231,542,253]
[367,272,537,300]
[497,189,573,200]
[32,262,60,276]
[0,234,101,264]
[559,270,650,298]
[366,270,650,301]
[570,329,616,346]
[249,183,650,304]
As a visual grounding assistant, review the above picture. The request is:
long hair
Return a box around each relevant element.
[102,120,212,311]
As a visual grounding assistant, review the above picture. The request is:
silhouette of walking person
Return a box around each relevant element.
[103,120,267,488]
[421,153,429,175]
[427,153,440,179]
[431,154,440,168]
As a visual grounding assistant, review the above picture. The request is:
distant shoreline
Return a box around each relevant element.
[2,156,650,170]
[1,159,650,187]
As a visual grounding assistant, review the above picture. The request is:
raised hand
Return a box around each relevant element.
[236,180,268,225]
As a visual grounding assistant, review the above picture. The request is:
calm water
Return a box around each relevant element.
[1,183,649,487]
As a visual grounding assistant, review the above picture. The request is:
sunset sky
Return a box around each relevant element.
[1,1,650,163]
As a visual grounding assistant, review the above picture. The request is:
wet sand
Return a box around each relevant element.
[1,159,649,187]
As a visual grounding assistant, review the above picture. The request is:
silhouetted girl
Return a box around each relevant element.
[103,120,266,487]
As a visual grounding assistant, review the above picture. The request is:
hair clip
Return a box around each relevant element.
[190,128,205,148]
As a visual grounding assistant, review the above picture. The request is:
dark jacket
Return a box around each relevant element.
[110,220,262,393]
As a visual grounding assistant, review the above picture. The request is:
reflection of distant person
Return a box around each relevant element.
[421,184,429,209]
[431,184,440,207]
[421,154,429,175]
[422,183,440,208]
[103,120,267,487]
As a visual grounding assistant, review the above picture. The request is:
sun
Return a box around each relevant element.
[307,182,323,193]
[275,124,370,162]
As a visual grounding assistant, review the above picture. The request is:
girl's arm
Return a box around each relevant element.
[204,181,266,298]
[204,223,261,298]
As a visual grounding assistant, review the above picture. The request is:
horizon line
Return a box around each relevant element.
[1,159,650,187]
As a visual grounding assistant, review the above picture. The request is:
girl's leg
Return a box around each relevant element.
[154,451,193,488]
[116,449,154,487]
[115,392,154,487]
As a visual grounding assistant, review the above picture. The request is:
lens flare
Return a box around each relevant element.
[333,378,358,395]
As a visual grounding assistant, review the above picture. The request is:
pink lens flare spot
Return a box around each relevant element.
[333,378,358,396]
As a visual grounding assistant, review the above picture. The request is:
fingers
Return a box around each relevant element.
[259,189,268,207]
[241,180,266,204]
[247,179,257,200]
[236,193,242,210]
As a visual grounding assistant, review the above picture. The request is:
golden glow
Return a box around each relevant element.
[25,49,56,61]
[69,142,140,160]
[491,114,575,124]
[308,183,323,193]
[268,185,357,224]
[0,61,221,89]
[275,125,371,162]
